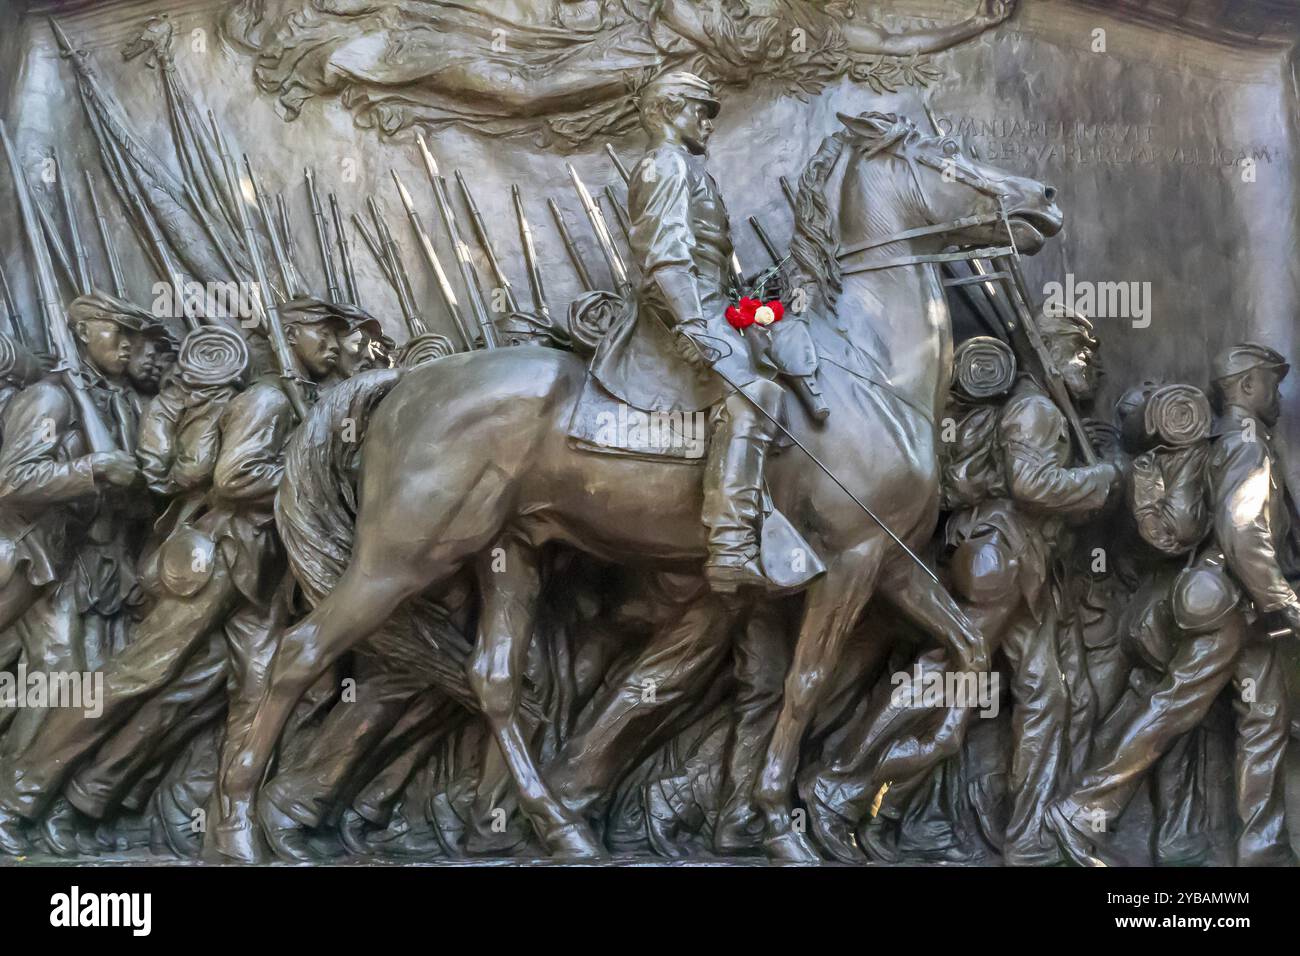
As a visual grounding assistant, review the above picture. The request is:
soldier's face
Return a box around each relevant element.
[127,335,165,393]
[289,321,342,379]
[1244,368,1283,426]
[672,100,714,155]
[77,319,131,378]
[1051,333,1099,403]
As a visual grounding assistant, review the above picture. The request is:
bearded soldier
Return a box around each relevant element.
[1048,343,1297,867]
[0,301,347,858]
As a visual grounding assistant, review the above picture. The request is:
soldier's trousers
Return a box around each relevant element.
[0,553,243,819]
[1,583,87,764]
[1059,612,1290,866]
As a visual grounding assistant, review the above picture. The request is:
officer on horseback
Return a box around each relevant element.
[600,71,796,592]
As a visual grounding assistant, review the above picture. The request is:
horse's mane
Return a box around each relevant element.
[789,111,921,312]
[790,133,848,312]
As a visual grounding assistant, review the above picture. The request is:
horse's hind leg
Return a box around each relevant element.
[213,563,432,862]
[754,542,887,862]
[468,535,604,859]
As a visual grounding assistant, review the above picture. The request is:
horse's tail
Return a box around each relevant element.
[276,368,404,606]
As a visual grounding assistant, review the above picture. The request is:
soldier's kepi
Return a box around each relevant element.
[621,71,810,592]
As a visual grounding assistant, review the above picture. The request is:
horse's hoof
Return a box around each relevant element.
[547,821,607,861]
[259,794,316,863]
[763,828,823,863]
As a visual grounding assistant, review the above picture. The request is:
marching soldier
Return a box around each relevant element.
[0,301,348,859]
[806,316,1121,865]
[1048,343,1297,867]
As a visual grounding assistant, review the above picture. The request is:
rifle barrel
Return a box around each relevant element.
[602,187,631,245]
[391,171,468,343]
[0,120,117,451]
[85,169,126,298]
[548,199,594,292]
[276,192,304,295]
[329,193,358,305]
[748,215,781,266]
[368,195,427,336]
[33,193,78,293]
[55,153,92,293]
[455,170,517,314]
[604,144,630,184]
[0,261,27,346]
[305,169,341,303]
[207,113,306,418]
[413,133,499,349]
[512,186,549,322]
[566,164,627,291]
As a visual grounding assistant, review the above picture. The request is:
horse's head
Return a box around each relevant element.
[835,111,1063,255]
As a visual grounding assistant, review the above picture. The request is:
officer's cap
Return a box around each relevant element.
[639,72,720,118]
[1211,342,1289,383]
[1037,304,1097,348]
[67,290,155,333]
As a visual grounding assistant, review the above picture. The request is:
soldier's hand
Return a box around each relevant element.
[91,451,140,489]
[673,328,708,372]
[1280,602,1300,636]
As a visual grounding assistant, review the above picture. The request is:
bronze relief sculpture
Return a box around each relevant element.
[0,0,1296,869]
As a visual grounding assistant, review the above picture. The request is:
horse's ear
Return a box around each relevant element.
[835,111,894,140]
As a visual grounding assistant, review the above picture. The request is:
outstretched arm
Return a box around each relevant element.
[841,0,1014,56]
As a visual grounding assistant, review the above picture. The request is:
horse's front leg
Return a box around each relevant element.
[755,540,888,862]
[467,534,603,859]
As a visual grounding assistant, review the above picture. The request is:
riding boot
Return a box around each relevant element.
[786,373,830,423]
[702,390,774,592]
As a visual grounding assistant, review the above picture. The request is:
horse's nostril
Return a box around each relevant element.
[1044,185,1057,203]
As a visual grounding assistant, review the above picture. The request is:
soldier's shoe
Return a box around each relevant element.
[857,814,902,864]
[762,825,823,863]
[800,776,864,865]
[713,799,765,856]
[0,805,30,855]
[38,798,92,859]
[704,556,767,593]
[203,804,270,864]
[258,793,315,862]
[1044,801,1116,867]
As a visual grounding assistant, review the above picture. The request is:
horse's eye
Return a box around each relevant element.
[941,138,960,157]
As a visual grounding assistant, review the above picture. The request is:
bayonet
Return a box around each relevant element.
[305,169,341,303]
[390,171,463,342]
[0,120,118,452]
[85,169,126,298]
[413,133,499,349]
[245,163,294,298]
[511,186,549,323]
[368,195,428,337]
[329,193,359,305]
[0,261,27,346]
[548,198,594,292]
[566,163,628,292]
[32,191,79,293]
[55,152,92,293]
[276,192,305,295]
[455,170,518,315]
[207,111,307,419]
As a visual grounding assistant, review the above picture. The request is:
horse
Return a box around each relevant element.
[209,110,1062,863]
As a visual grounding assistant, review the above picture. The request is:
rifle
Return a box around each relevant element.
[997,249,1098,465]
[602,186,631,246]
[305,169,341,303]
[207,112,307,419]
[85,169,127,298]
[390,171,466,344]
[32,192,78,293]
[455,170,518,315]
[351,213,398,291]
[369,194,429,338]
[566,164,628,293]
[55,152,92,293]
[276,193,305,296]
[749,215,781,266]
[413,134,499,349]
[244,162,295,299]
[512,185,549,323]
[0,261,28,346]
[0,120,119,452]
[548,199,594,292]
[329,193,359,305]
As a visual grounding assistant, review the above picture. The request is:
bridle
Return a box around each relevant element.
[835,133,1017,277]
